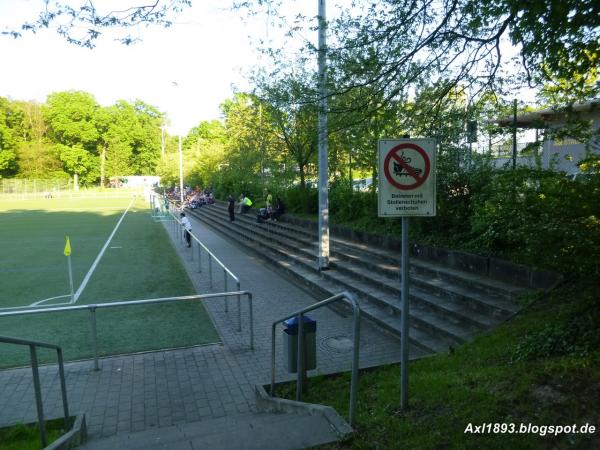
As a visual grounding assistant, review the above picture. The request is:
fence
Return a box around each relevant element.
[0,292,254,371]
[0,335,70,448]
[150,193,243,321]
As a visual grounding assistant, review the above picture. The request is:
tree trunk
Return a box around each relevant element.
[299,165,306,189]
[74,173,79,191]
[100,145,106,188]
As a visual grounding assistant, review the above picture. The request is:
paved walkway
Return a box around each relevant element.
[0,211,402,443]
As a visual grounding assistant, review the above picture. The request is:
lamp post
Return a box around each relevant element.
[179,135,184,204]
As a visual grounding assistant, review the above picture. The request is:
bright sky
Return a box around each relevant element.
[0,1,284,135]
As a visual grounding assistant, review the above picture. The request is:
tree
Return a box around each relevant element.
[13,100,63,179]
[1,1,192,48]
[0,97,19,177]
[253,75,320,188]
[240,0,600,116]
[43,91,100,189]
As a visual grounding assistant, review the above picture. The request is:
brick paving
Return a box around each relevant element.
[0,211,402,442]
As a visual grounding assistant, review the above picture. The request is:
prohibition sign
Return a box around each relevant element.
[383,143,431,190]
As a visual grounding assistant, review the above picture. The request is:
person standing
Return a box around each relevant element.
[180,212,192,247]
[228,195,236,222]
[266,190,273,209]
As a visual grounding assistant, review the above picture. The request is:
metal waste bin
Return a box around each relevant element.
[283,316,317,373]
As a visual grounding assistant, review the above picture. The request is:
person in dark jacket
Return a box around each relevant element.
[272,197,285,221]
[227,195,235,221]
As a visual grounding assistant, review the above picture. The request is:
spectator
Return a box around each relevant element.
[227,195,236,222]
[272,197,285,221]
[180,212,192,247]
[241,193,253,214]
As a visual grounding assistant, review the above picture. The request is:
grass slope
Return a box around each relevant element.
[278,282,600,449]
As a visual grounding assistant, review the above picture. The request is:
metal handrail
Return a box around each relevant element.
[0,336,70,448]
[269,291,361,426]
[0,292,254,371]
[156,194,243,326]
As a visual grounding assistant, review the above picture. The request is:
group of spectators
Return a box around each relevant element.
[226,191,285,223]
[164,186,215,209]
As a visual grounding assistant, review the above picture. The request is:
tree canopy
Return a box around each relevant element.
[1,0,192,48]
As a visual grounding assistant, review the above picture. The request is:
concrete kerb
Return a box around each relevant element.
[254,385,353,438]
[34,414,87,450]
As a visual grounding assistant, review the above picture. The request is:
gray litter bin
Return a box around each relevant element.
[283,316,317,373]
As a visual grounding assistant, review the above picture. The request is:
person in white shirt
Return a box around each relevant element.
[180,212,192,247]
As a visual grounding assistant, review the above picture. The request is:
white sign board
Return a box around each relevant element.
[378,139,437,217]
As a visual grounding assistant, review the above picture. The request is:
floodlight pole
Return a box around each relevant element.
[179,135,184,204]
[317,0,330,270]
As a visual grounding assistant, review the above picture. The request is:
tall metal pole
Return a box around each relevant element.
[317,0,330,270]
[400,217,410,409]
[512,99,517,169]
[179,135,184,204]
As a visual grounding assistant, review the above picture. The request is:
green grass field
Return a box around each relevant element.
[0,195,219,368]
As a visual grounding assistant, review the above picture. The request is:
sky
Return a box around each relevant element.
[0,1,288,135]
[0,1,537,139]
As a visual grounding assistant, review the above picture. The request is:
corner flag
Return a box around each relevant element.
[64,236,72,256]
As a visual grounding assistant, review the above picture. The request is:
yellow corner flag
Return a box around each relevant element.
[64,236,72,256]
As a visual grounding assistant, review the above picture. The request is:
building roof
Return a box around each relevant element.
[495,99,600,128]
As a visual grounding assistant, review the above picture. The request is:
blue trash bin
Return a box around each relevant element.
[283,315,317,373]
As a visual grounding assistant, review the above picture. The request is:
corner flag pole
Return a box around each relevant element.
[64,236,74,303]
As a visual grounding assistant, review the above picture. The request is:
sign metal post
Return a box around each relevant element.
[378,138,436,410]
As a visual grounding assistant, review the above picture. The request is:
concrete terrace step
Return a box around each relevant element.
[192,207,453,355]
[79,411,342,450]
[196,204,517,323]
[205,202,523,303]
[190,202,524,355]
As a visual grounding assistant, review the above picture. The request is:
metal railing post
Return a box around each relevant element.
[30,345,47,447]
[56,348,71,429]
[296,312,304,401]
[197,246,202,272]
[224,270,229,312]
[349,305,361,426]
[208,256,213,289]
[237,281,242,332]
[89,307,99,371]
[268,292,360,426]
[248,292,254,350]
[270,323,276,395]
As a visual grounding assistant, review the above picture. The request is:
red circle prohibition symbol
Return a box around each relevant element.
[383,143,431,190]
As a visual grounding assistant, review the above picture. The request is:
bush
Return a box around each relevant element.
[469,167,600,278]
[282,185,318,214]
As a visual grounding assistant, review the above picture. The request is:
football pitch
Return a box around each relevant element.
[0,195,219,368]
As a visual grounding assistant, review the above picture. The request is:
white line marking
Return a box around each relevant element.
[0,294,72,312]
[72,198,135,303]
[31,294,72,306]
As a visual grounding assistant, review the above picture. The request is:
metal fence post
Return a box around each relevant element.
[208,257,213,289]
[349,304,361,426]
[270,323,276,395]
[197,246,202,272]
[30,345,47,448]
[296,312,304,401]
[89,307,99,371]
[249,293,254,350]
[237,281,242,332]
[224,271,229,312]
[56,348,71,429]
